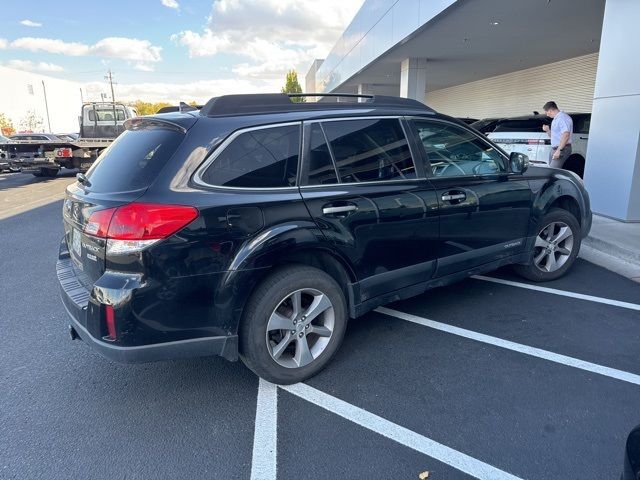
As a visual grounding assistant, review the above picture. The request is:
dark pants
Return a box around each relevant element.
[549,145,572,169]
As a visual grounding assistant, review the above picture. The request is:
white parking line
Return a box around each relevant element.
[375,306,640,386]
[251,378,278,480]
[472,275,640,312]
[282,382,524,480]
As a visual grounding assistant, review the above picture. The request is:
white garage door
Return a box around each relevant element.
[427,53,598,119]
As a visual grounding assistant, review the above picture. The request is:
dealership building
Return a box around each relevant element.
[307,0,639,222]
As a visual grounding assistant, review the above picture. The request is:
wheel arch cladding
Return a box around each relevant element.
[220,222,354,333]
[532,177,586,234]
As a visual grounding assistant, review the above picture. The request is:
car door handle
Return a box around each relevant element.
[322,205,358,215]
[441,193,466,202]
[579,136,588,140]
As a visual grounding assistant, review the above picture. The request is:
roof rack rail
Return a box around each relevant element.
[199,93,432,117]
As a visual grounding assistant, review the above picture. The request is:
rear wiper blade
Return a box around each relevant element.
[76,172,92,188]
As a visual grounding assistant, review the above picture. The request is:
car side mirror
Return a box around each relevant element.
[509,152,529,174]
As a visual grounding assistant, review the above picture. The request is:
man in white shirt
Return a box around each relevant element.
[541,101,573,169]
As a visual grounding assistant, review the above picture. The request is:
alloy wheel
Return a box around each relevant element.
[533,221,574,273]
[265,288,335,369]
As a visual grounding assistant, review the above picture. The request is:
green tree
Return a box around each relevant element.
[0,113,15,136]
[19,110,43,133]
[129,100,172,116]
[281,70,305,102]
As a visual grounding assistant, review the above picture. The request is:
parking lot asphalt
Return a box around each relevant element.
[1,172,639,480]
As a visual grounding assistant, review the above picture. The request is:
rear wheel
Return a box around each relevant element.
[514,208,581,282]
[239,265,347,384]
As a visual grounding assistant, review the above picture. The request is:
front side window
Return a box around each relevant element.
[200,124,300,188]
[411,120,505,177]
[321,118,415,183]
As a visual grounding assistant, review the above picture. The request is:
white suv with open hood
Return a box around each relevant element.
[488,113,590,177]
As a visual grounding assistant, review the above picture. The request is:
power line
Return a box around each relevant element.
[104,69,117,102]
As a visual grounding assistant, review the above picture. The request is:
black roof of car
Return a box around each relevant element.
[199,93,434,117]
[144,93,438,133]
[496,112,590,122]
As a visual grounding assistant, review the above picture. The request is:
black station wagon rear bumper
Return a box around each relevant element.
[63,305,236,363]
[57,241,238,363]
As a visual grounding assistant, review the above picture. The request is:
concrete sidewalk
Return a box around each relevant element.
[581,215,640,282]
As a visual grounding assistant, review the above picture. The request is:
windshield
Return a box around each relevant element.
[470,119,495,131]
[87,108,126,122]
[84,127,184,193]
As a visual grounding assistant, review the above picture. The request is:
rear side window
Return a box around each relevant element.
[494,119,549,132]
[573,114,591,134]
[306,123,338,185]
[200,124,300,188]
[321,118,415,183]
[85,127,184,193]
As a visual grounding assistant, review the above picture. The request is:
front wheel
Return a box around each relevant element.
[239,265,348,384]
[514,208,581,282]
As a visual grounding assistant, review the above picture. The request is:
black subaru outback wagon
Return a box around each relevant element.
[58,93,592,384]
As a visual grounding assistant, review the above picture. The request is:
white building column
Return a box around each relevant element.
[357,83,374,102]
[400,58,427,102]
[584,0,640,221]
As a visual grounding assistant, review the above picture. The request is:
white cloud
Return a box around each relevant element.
[83,77,280,104]
[5,59,64,72]
[133,63,154,72]
[8,36,162,62]
[172,0,362,81]
[170,30,231,57]
[161,0,180,9]
[0,38,7,49]
[20,19,42,27]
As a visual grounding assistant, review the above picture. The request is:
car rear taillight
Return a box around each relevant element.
[84,203,199,254]
[105,305,117,340]
[56,147,73,157]
[85,208,116,237]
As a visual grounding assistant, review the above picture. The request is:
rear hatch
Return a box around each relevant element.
[488,117,551,164]
[62,119,189,287]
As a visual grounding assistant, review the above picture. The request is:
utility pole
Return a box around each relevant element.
[42,80,52,133]
[104,69,116,102]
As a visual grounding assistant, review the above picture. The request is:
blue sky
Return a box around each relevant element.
[0,0,363,102]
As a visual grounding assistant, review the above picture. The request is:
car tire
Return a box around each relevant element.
[514,208,581,282]
[239,265,348,384]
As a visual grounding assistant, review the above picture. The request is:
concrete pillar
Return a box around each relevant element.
[400,58,427,102]
[584,0,640,221]
[358,83,374,102]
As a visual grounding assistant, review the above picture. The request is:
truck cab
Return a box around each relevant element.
[79,103,138,139]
